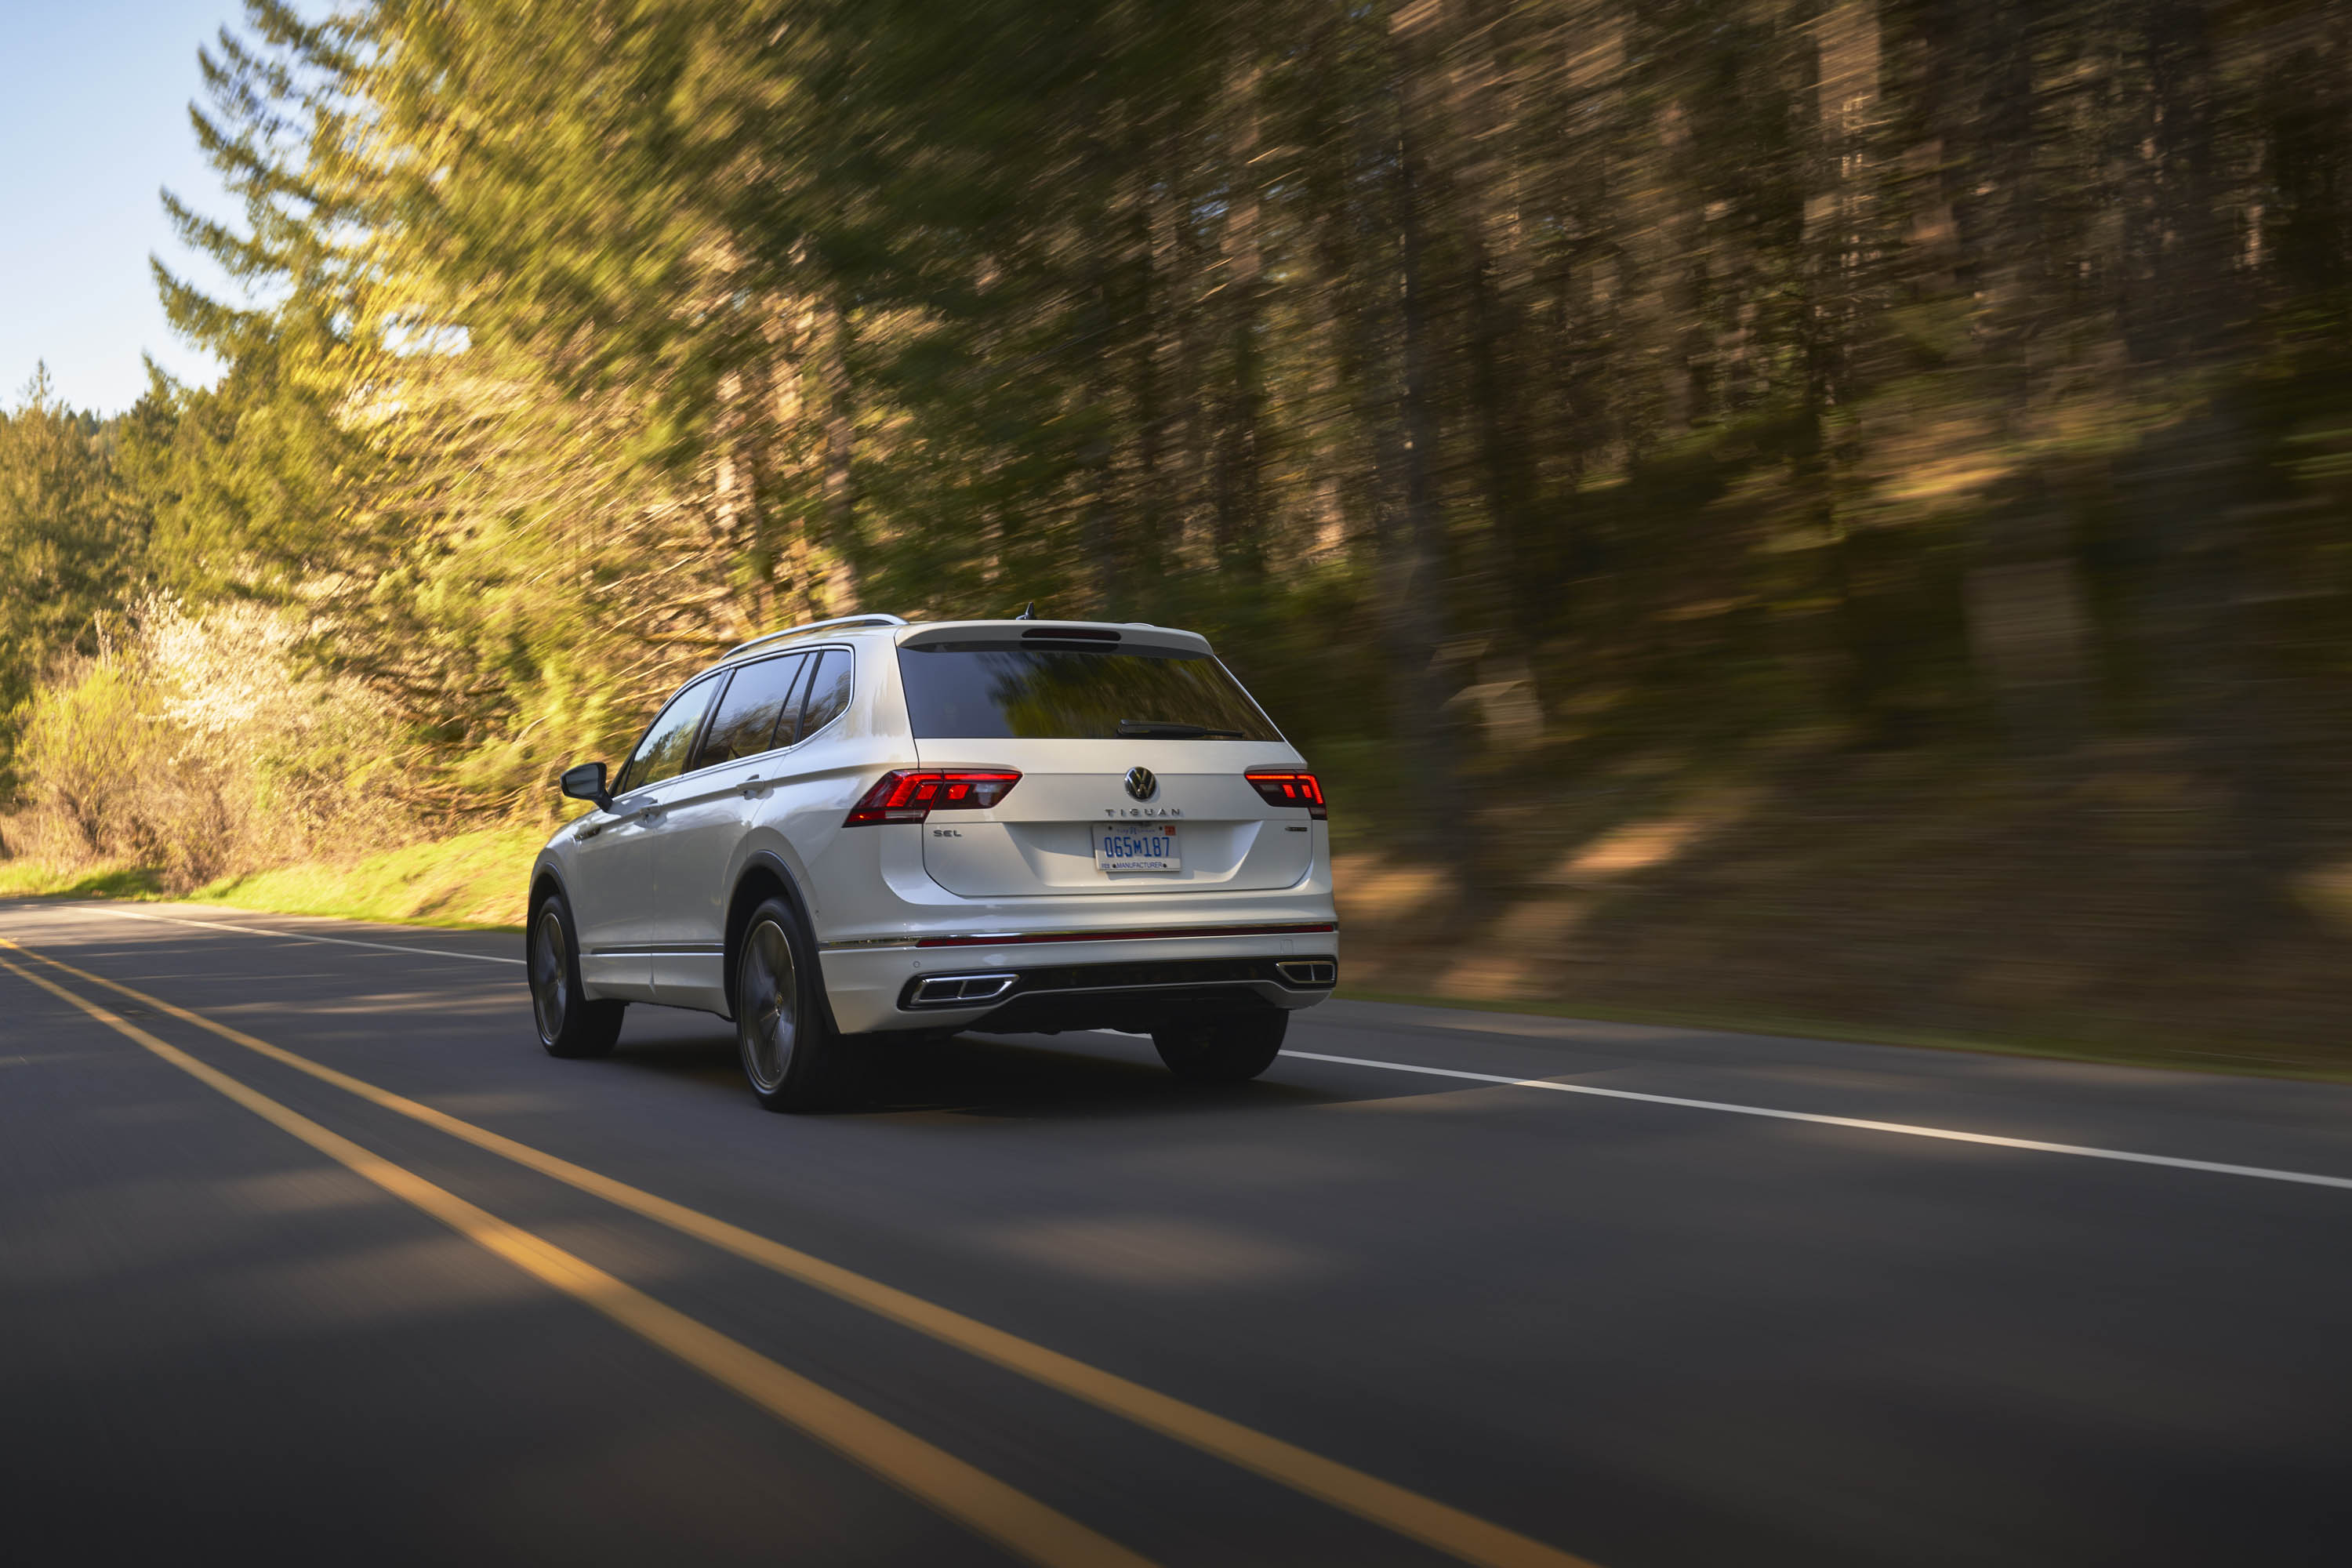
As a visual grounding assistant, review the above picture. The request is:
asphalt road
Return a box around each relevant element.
[3,899,2347,1568]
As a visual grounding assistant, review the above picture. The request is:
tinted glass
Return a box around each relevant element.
[897,645,1276,741]
[694,654,806,769]
[798,648,854,738]
[618,674,720,793]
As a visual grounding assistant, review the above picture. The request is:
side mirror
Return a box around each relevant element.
[561,761,613,811]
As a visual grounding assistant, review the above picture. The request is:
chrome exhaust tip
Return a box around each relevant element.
[1276,959,1337,988]
[909,973,1020,1007]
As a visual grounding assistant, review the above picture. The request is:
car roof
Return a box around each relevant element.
[707,616,1213,675]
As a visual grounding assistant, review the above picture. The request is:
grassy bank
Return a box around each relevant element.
[0,822,552,931]
[0,859,167,899]
[182,823,546,930]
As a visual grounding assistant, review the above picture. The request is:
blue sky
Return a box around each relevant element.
[3,0,248,415]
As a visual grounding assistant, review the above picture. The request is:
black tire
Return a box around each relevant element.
[529,891,626,1059]
[733,896,852,1112]
[1152,1010,1287,1084]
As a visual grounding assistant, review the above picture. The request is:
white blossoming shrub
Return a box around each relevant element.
[11,597,406,886]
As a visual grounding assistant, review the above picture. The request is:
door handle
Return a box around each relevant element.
[741,774,765,798]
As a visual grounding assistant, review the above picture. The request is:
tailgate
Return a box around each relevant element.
[914,738,1312,897]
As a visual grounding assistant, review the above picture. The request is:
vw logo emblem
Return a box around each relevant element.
[1123,766,1158,801]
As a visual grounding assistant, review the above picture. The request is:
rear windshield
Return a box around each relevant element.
[898,644,1279,741]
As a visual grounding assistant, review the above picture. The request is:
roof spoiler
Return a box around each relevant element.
[898,621,1211,655]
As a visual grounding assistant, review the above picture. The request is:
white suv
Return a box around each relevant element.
[526,615,1338,1109]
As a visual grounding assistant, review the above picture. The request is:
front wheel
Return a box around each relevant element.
[529,892,626,1058]
[734,898,852,1112]
[1152,1011,1287,1084]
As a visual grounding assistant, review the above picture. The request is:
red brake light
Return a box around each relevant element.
[844,769,1022,826]
[1245,769,1327,819]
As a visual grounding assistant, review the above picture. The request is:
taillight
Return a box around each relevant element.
[844,769,1021,826]
[1245,769,1327,819]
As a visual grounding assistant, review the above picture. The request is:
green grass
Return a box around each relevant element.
[1334,987,2352,1086]
[0,859,166,899]
[183,822,546,931]
[0,822,545,931]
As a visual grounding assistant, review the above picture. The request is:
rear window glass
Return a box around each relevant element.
[898,644,1278,741]
[800,648,854,738]
[694,652,807,769]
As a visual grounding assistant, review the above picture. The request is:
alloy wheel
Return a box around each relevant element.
[530,906,569,1042]
[739,919,799,1092]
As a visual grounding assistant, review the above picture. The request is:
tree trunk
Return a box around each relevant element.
[1212,54,1267,575]
[1454,0,1546,695]
[818,299,860,610]
[2125,0,2288,934]
[1944,0,2091,758]
[1388,0,1472,871]
[1806,0,1891,741]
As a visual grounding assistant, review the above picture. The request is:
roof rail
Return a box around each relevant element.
[723,614,908,660]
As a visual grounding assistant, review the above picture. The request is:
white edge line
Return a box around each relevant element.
[48,914,2348,1192]
[1278,1049,2352,1192]
[81,906,525,966]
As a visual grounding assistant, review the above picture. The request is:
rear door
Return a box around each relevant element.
[640,650,810,1011]
[898,629,1315,898]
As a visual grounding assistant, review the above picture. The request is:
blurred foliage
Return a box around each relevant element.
[7,597,402,886]
[5,0,2352,1043]
[0,365,151,785]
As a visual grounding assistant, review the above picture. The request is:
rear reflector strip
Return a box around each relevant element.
[913,921,1338,949]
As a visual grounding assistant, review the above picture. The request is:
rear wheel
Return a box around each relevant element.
[1152,1011,1287,1084]
[529,892,625,1059]
[734,897,851,1112]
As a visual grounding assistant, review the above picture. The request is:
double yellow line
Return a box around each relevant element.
[0,935,1598,1568]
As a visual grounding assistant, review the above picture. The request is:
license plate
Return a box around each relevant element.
[1093,822,1181,873]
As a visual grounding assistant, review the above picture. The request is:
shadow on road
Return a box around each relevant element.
[601,1025,1341,1123]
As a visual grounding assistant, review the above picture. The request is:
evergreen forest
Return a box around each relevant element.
[8,0,2352,1068]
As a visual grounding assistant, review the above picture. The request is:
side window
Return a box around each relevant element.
[692,654,807,770]
[797,648,854,739]
[616,674,720,795]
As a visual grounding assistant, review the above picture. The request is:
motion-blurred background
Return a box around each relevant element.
[5,0,2350,1073]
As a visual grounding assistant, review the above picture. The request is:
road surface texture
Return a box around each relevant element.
[2,899,2346,1567]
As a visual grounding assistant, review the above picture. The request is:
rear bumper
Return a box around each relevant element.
[818,927,1339,1034]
